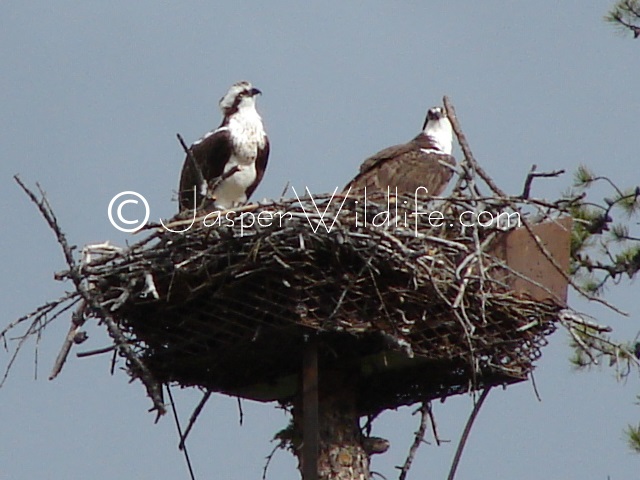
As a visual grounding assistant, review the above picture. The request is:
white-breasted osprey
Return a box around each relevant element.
[179,81,270,211]
[345,106,456,196]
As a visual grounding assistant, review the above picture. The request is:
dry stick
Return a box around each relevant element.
[177,132,241,208]
[2,294,80,387]
[520,164,565,199]
[236,396,244,426]
[371,472,389,480]
[397,402,430,480]
[262,442,282,480]
[1,291,77,339]
[566,326,600,365]
[442,97,494,393]
[1,317,40,388]
[443,97,627,315]
[446,387,492,480]
[426,403,443,446]
[178,390,213,451]
[279,181,291,199]
[166,386,197,480]
[177,133,206,192]
[109,347,117,375]
[49,300,87,380]
[529,370,542,402]
[34,329,41,380]
[210,165,240,192]
[444,96,505,198]
[14,175,166,417]
[76,345,117,358]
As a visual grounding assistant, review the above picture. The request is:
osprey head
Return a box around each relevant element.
[422,106,453,155]
[422,106,447,128]
[219,81,262,115]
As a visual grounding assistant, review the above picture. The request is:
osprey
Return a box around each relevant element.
[178,81,270,211]
[345,106,456,196]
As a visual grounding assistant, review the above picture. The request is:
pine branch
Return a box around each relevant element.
[606,0,640,38]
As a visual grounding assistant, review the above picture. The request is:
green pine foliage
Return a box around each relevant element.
[565,160,640,453]
[626,423,640,453]
[606,0,640,38]
[566,165,640,295]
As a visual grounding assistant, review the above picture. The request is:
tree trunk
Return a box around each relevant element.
[292,370,370,480]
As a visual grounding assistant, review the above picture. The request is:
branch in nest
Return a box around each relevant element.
[520,164,565,199]
[177,133,206,199]
[210,165,240,193]
[444,96,507,198]
[49,300,87,380]
[13,175,167,418]
[1,292,80,388]
[176,132,241,210]
[76,345,117,358]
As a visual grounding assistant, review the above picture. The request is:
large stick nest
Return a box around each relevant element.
[77,191,562,415]
[7,100,592,418]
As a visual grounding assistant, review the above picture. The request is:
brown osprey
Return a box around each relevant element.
[178,81,270,211]
[345,107,455,196]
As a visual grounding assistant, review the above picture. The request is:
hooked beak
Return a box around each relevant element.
[250,87,262,96]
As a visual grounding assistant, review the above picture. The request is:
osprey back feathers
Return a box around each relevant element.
[345,106,456,197]
[178,81,270,211]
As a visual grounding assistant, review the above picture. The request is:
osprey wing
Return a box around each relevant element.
[358,143,415,175]
[347,149,456,197]
[178,128,233,211]
[345,143,416,192]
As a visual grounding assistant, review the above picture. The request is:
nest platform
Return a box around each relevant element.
[77,192,568,415]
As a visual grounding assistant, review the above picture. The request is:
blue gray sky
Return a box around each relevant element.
[1,1,639,479]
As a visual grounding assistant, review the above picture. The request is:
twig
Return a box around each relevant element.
[567,326,600,365]
[521,164,565,199]
[76,345,117,358]
[280,181,291,199]
[446,387,491,480]
[262,441,282,480]
[397,402,430,480]
[34,329,41,380]
[444,96,506,198]
[426,402,443,446]
[177,133,206,194]
[530,370,542,402]
[49,300,87,379]
[209,165,240,193]
[166,385,197,480]
[1,291,77,339]
[2,293,79,386]
[14,175,166,416]
[110,348,117,375]
[1,316,41,388]
[237,396,244,426]
[178,390,213,451]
